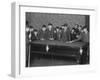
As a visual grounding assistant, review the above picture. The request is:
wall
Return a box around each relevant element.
[26,12,86,30]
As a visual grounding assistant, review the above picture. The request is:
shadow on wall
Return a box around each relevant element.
[26,12,86,29]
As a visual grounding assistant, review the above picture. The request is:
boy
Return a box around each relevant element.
[81,26,89,43]
[78,25,82,32]
[25,22,34,67]
[70,28,77,41]
[74,24,80,35]
[31,29,39,41]
[61,24,71,42]
[26,21,30,67]
[46,23,55,40]
[80,26,89,64]
[38,25,47,40]
[29,26,34,42]
[55,26,62,40]
[69,26,89,43]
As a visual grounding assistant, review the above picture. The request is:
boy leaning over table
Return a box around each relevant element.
[68,26,89,43]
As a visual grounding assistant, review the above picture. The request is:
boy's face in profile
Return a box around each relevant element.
[83,28,88,33]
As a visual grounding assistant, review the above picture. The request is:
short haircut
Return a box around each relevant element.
[59,27,62,30]
[72,28,75,30]
[79,25,82,27]
[48,23,53,26]
[75,24,79,27]
[42,25,46,28]
[30,26,33,29]
[34,29,38,32]
[56,26,59,29]
[82,26,87,30]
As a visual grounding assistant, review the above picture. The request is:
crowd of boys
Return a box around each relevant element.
[26,21,89,43]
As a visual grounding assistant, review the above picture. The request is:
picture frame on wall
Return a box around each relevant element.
[11,2,96,78]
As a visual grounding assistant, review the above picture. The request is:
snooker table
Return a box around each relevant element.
[28,40,88,66]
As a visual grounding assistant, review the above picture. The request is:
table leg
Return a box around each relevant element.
[76,55,81,64]
[28,45,31,67]
[77,47,83,64]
